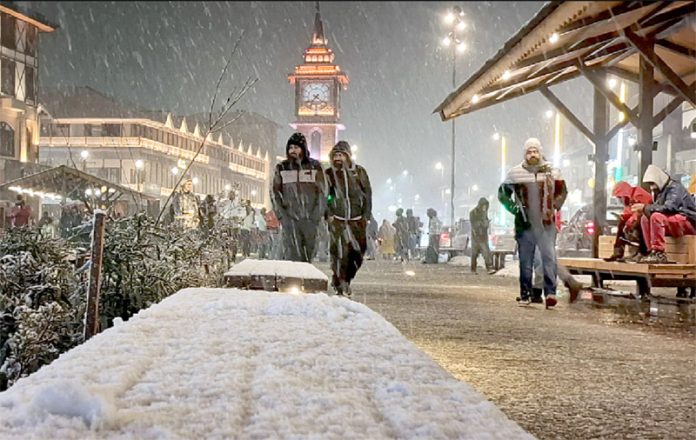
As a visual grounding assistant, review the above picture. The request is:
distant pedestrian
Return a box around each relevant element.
[199,194,217,233]
[271,132,326,262]
[469,197,495,274]
[498,137,567,308]
[378,219,396,260]
[393,208,410,262]
[366,215,379,260]
[172,177,201,229]
[9,195,32,228]
[325,141,372,297]
[423,208,442,264]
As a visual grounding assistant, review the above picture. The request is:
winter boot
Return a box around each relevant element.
[642,251,672,264]
[340,281,352,298]
[545,294,557,309]
[531,288,544,304]
[516,291,532,306]
[603,246,625,262]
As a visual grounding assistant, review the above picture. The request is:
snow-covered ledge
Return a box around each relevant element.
[0,289,533,439]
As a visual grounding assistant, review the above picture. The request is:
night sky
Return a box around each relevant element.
[22,1,594,221]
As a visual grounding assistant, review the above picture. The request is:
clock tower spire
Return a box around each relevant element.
[288,2,348,162]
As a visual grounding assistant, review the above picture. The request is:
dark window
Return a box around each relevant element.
[25,27,36,56]
[84,124,93,136]
[1,58,15,96]
[0,121,14,157]
[24,66,34,102]
[1,15,16,50]
[103,124,121,137]
[54,123,70,137]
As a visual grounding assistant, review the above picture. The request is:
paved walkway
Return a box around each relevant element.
[316,259,696,440]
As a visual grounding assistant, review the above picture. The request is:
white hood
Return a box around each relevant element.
[642,164,670,190]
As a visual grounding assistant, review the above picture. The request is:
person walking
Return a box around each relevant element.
[423,208,442,264]
[325,141,372,297]
[378,219,396,260]
[271,132,326,262]
[469,197,495,274]
[393,208,410,262]
[366,215,379,260]
[498,138,567,308]
[172,177,201,229]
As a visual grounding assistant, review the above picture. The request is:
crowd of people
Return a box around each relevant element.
[4,132,694,303]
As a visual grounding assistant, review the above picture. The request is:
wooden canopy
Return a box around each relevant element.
[0,165,157,210]
[435,1,695,121]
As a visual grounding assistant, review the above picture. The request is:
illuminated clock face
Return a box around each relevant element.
[302,82,330,111]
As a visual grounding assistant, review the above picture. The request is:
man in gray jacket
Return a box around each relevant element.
[271,132,327,262]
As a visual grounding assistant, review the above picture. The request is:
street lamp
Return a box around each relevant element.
[440,5,467,227]
[494,132,508,226]
[134,159,144,193]
[80,150,89,171]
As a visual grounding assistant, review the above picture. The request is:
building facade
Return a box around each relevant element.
[288,4,348,162]
[39,114,271,209]
[0,4,55,227]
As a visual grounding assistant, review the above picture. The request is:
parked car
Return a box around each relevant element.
[557,204,623,255]
[439,221,470,259]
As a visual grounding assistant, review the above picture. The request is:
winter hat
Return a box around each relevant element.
[286,132,308,158]
[523,137,543,154]
[330,141,352,164]
[642,164,670,191]
[478,197,489,206]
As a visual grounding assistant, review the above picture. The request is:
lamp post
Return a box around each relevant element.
[80,150,89,171]
[494,132,507,226]
[134,159,144,193]
[441,5,466,228]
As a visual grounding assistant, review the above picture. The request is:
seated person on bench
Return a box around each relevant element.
[604,181,652,262]
[632,165,696,264]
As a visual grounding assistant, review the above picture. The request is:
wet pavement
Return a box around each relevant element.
[315,259,696,440]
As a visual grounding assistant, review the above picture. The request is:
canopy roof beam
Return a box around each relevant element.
[623,27,696,106]
[538,86,595,144]
[580,64,641,127]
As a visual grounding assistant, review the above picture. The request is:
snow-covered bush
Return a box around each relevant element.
[0,228,82,390]
[0,214,231,390]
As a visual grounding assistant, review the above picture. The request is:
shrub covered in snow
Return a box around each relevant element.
[0,214,231,390]
[0,228,82,390]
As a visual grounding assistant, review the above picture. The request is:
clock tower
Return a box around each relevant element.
[288,2,348,162]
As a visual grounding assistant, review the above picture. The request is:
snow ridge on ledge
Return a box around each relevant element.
[0,289,533,439]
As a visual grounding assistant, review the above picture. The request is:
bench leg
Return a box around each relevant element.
[591,271,603,288]
[636,277,650,298]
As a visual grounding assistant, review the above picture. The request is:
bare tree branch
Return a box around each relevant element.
[155,40,257,226]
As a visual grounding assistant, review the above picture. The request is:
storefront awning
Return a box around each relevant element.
[0,165,157,208]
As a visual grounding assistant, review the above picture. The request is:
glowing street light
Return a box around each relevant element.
[402,169,409,177]
[134,159,144,169]
[435,161,443,170]
[351,144,358,153]
[80,150,89,160]
[192,177,199,185]
[492,132,500,141]
[545,109,554,120]
[171,166,179,175]
[439,4,467,227]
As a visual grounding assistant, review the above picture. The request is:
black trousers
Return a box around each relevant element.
[329,218,367,287]
[281,219,318,263]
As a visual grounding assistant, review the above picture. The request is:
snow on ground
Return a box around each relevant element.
[448,255,470,266]
[0,289,532,440]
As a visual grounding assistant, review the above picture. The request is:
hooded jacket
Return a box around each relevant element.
[469,199,491,238]
[271,133,327,222]
[497,141,567,233]
[324,142,372,221]
[643,165,696,226]
[613,181,652,221]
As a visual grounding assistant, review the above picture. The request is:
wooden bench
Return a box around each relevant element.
[559,235,696,296]
[491,235,517,270]
[224,259,329,293]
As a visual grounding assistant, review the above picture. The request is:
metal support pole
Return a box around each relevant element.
[638,55,655,183]
[592,72,609,258]
[84,211,106,340]
[450,48,456,228]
